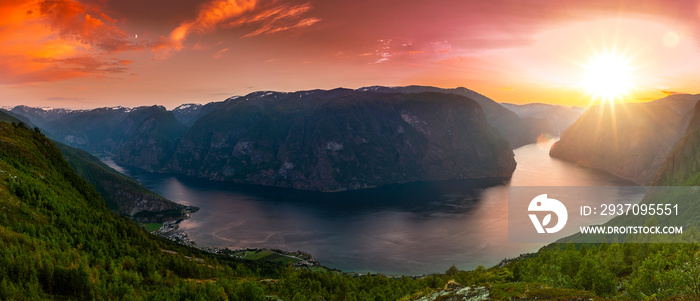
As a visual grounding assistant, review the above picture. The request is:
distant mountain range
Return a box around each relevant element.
[10,105,169,155]
[501,103,585,136]
[7,85,580,192]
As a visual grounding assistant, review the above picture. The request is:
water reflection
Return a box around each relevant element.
[104,138,641,275]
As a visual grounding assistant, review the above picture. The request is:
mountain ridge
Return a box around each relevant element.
[164,89,516,191]
[550,93,700,185]
[8,85,589,192]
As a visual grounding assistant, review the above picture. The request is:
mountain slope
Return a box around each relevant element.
[0,122,262,299]
[172,101,226,127]
[501,103,585,136]
[164,89,516,192]
[652,99,700,186]
[57,142,188,221]
[11,105,169,155]
[550,94,700,185]
[0,111,22,125]
[360,85,538,148]
[115,110,188,172]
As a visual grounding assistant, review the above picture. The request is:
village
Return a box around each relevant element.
[153,216,323,269]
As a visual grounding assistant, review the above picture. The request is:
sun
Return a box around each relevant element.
[581,49,635,103]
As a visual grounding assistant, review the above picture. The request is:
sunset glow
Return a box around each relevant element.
[1,0,699,108]
[582,49,635,104]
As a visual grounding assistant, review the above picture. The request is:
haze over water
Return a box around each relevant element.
[106,138,641,275]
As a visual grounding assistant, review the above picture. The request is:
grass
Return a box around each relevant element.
[141,222,163,232]
[242,250,300,264]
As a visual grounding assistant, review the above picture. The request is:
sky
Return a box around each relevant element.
[2,0,700,109]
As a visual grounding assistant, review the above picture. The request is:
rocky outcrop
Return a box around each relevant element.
[413,282,489,301]
[167,89,516,191]
[550,94,700,185]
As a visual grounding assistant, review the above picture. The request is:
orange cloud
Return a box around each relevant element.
[241,16,320,38]
[213,47,230,59]
[169,0,258,50]
[166,0,319,50]
[38,0,138,52]
[659,90,683,96]
[0,0,140,83]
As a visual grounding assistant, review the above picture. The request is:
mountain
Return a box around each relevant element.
[501,103,585,136]
[359,85,539,148]
[158,89,516,192]
[12,86,519,192]
[550,94,700,185]
[11,105,171,155]
[172,100,226,127]
[171,103,203,125]
[0,110,22,124]
[9,105,78,127]
[652,99,700,186]
[0,121,278,299]
[0,109,40,129]
[57,142,188,222]
[115,110,188,172]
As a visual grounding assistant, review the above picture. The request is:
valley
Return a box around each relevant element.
[4,1,700,299]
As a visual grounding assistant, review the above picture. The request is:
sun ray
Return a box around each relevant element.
[581,48,636,105]
[575,43,640,151]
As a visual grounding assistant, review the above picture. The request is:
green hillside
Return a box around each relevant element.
[0,121,272,299]
[57,142,189,222]
[0,111,21,124]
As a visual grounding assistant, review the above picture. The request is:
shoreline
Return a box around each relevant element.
[151,218,441,278]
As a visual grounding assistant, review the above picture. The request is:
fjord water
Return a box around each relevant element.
[105,138,639,275]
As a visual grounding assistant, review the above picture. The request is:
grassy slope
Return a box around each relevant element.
[0,122,282,300]
[0,111,22,124]
[56,142,186,221]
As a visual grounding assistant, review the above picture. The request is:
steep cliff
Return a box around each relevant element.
[360,85,537,148]
[167,89,516,191]
[114,111,187,172]
[550,94,700,185]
